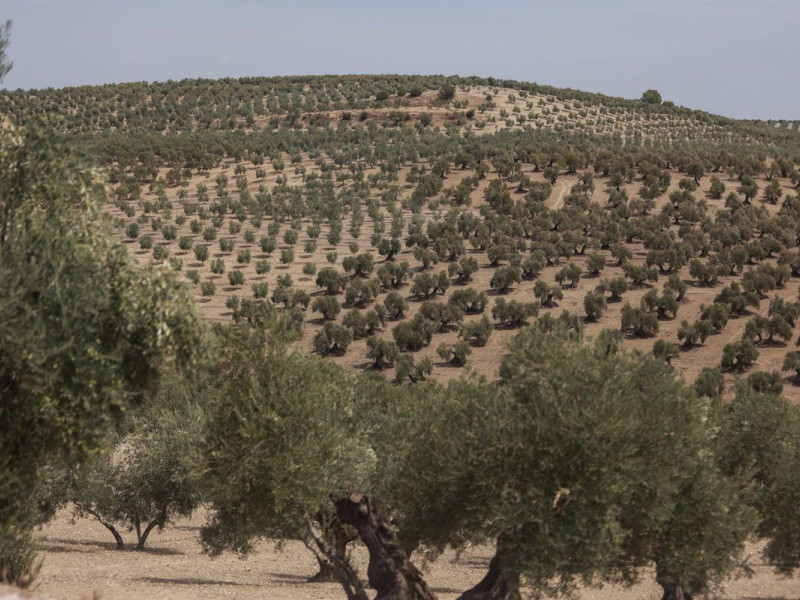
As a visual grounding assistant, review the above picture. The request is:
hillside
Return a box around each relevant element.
[4,74,800,400]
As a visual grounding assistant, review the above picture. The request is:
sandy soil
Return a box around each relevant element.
[30,509,800,600]
[112,153,800,403]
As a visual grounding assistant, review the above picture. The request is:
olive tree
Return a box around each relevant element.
[69,380,204,550]
[0,117,202,583]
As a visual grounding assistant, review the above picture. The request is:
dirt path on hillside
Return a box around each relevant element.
[550,179,570,210]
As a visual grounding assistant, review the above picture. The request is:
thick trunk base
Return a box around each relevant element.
[456,551,520,600]
[332,491,437,600]
[307,517,354,583]
[659,583,694,600]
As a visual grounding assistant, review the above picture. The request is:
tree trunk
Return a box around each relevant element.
[308,518,354,583]
[658,582,694,600]
[81,505,125,550]
[332,491,437,600]
[103,522,126,551]
[136,508,167,550]
[305,514,368,600]
[456,541,520,600]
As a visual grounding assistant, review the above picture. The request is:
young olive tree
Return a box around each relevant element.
[69,382,204,550]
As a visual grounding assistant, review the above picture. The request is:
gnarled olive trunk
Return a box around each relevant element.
[456,539,520,600]
[332,491,437,600]
[308,517,355,583]
[305,514,368,600]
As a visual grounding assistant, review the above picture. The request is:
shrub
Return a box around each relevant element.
[652,339,679,365]
[366,336,400,369]
[312,323,352,355]
[252,283,269,299]
[377,261,412,289]
[586,253,606,276]
[721,339,759,372]
[521,252,546,279]
[384,291,408,320]
[210,258,225,275]
[448,256,479,284]
[458,315,494,347]
[555,263,582,288]
[280,248,294,265]
[438,82,456,100]
[316,267,349,295]
[393,315,436,351]
[418,301,464,332]
[394,354,433,383]
[194,245,209,263]
[449,288,487,314]
[200,281,216,297]
[583,291,607,322]
[490,266,522,294]
[345,278,381,307]
[312,296,341,321]
[533,280,563,307]
[259,236,277,254]
[492,298,538,328]
[437,341,471,366]
[621,302,659,337]
[255,259,271,275]
[228,270,245,287]
[411,272,449,299]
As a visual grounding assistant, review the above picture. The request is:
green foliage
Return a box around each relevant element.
[491,325,750,598]
[436,341,471,366]
[492,298,538,328]
[69,380,204,550]
[533,280,563,307]
[721,339,759,372]
[198,331,372,556]
[641,89,663,104]
[458,315,494,347]
[393,315,436,351]
[228,269,245,287]
[620,302,659,337]
[313,322,353,355]
[366,336,400,369]
[312,296,341,321]
[718,386,800,575]
[316,267,349,295]
[555,262,582,287]
[583,291,607,322]
[394,353,433,383]
[448,288,487,314]
[0,120,203,584]
[383,291,408,320]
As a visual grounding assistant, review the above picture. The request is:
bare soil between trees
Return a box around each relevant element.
[29,509,800,600]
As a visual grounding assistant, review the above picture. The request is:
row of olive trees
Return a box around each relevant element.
[186,305,800,600]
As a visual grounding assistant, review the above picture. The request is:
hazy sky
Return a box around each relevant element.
[2,0,799,120]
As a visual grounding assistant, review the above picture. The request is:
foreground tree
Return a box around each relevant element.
[718,385,800,575]
[197,318,375,589]
[0,114,202,582]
